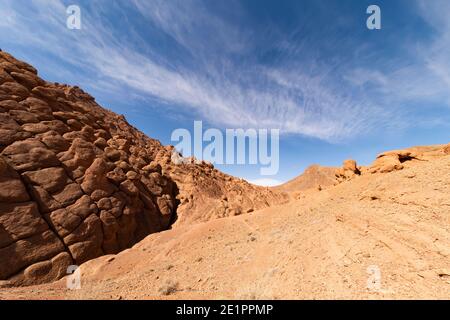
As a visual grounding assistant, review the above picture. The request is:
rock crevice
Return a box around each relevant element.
[0,51,286,286]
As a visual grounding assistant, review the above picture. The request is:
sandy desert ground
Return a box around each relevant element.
[0,50,449,300]
[2,148,449,300]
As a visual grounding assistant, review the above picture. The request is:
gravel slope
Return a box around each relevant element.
[2,150,449,300]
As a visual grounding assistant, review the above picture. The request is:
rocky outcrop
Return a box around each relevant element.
[335,160,361,182]
[0,51,286,286]
[276,165,337,194]
[444,143,450,155]
[4,142,449,300]
[160,150,288,225]
[334,145,449,183]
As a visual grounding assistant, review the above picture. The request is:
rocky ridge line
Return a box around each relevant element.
[0,50,287,286]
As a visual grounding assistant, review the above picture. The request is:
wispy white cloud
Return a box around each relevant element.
[420,0,450,103]
[130,0,250,57]
[343,0,450,109]
[1,0,446,143]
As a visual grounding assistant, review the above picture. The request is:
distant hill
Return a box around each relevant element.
[3,140,449,299]
[0,50,287,286]
[275,164,338,194]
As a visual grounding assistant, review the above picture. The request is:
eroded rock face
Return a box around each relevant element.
[0,51,179,285]
[0,51,287,285]
[161,151,288,225]
[334,145,449,183]
[335,159,361,182]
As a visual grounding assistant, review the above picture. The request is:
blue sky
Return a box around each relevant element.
[1,0,449,185]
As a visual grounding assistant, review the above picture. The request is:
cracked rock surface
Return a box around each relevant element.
[3,143,449,299]
[0,51,287,286]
